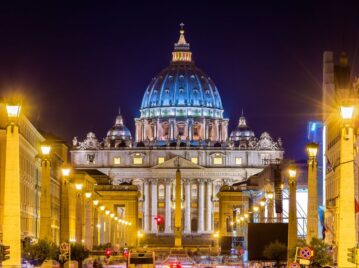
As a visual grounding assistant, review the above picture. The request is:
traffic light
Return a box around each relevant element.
[347,247,356,264]
[154,215,163,225]
[0,244,10,261]
[105,248,111,258]
[123,248,129,259]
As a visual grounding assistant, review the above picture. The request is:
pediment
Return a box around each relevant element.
[152,156,204,169]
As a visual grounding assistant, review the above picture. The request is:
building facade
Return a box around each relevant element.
[71,26,284,241]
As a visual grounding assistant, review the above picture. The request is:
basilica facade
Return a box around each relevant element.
[71,26,284,239]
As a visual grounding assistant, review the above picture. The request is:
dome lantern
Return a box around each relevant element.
[172,23,192,63]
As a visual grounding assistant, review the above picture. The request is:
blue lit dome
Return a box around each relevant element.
[140,25,224,119]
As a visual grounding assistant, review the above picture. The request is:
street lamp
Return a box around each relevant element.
[39,144,52,240]
[336,105,356,267]
[3,101,22,266]
[306,142,319,243]
[85,192,92,199]
[60,166,71,243]
[287,164,297,253]
[75,183,83,191]
[259,199,266,223]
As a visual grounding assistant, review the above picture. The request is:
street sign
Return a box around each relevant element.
[300,247,313,260]
[289,262,300,268]
[299,259,311,265]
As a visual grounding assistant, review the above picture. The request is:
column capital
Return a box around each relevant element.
[183,178,191,185]
[165,178,172,185]
[149,178,158,184]
[197,178,206,184]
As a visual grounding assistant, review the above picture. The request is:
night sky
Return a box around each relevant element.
[1,1,359,160]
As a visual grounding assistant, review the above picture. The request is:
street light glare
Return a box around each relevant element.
[288,165,297,178]
[40,145,51,156]
[340,106,354,120]
[6,105,21,118]
[61,168,71,177]
[306,142,318,158]
[75,183,83,191]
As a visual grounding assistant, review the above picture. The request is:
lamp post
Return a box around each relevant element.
[84,192,93,249]
[259,199,266,223]
[39,144,52,241]
[252,205,259,223]
[266,192,274,223]
[3,102,22,266]
[60,167,71,243]
[306,142,319,244]
[336,105,356,268]
[93,200,99,247]
[287,164,297,253]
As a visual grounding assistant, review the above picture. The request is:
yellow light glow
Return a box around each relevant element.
[230,221,234,226]
[138,231,143,238]
[40,145,51,156]
[266,193,274,199]
[61,168,71,177]
[96,224,101,229]
[213,231,219,238]
[93,200,99,206]
[252,205,259,212]
[240,216,244,221]
[288,165,297,178]
[306,142,319,158]
[236,219,240,223]
[129,222,132,226]
[100,205,105,211]
[85,192,92,198]
[75,183,83,191]
[114,217,118,220]
[6,104,21,118]
[133,157,143,165]
[110,213,114,218]
[213,157,223,165]
[340,106,354,120]
[244,213,249,218]
[260,200,266,207]
[158,157,165,164]
[105,210,110,215]
[191,157,198,164]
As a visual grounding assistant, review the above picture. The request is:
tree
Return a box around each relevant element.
[263,240,287,268]
[309,238,333,267]
[23,239,58,266]
[70,243,90,267]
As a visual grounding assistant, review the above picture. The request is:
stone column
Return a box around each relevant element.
[198,179,205,233]
[100,214,105,244]
[202,118,206,140]
[288,175,297,251]
[93,207,98,246]
[170,119,175,140]
[188,119,193,140]
[143,180,150,232]
[306,155,318,243]
[60,178,70,243]
[206,180,212,232]
[151,180,158,233]
[165,179,172,233]
[153,119,158,140]
[84,199,93,249]
[184,179,191,233]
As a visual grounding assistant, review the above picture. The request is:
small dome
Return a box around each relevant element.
[230,113,255,141]
[106,110,132,141]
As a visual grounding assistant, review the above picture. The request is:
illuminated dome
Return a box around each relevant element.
[106,110,132,141]
[230,112,255,141]
[140,24,223,119]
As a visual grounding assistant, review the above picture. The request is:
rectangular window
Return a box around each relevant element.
[213,157,223,165]
[113,157,121,165]
[158,157,165,164]
[133,157,143,165]
[235,157,242,165]
[191,157,198,164]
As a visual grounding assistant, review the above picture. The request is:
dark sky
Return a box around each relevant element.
[1,1,359,160]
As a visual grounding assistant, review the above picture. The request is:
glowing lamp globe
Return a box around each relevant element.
[75,183,83,191]
[288,165,297,179]
[85,192,92,199]
[340,106,354,120]
[93,200,99,206]
[41,145,51,156]
[6,104,21,118]
[61,168,71,177]
[306,142,319,158]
